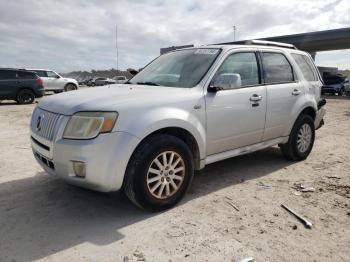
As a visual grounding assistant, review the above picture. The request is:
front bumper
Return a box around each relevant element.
[31,130,140,192]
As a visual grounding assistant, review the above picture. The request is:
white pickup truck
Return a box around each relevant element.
[30,41,326,211]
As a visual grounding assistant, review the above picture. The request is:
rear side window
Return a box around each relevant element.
[261,52,294,84]
[0,70,17,79]
[17,71,36,79]
[216,52,260,87]
[34,71,48,77]
[292,54,318,81]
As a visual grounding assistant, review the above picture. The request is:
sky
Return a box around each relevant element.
[0,0,349,73]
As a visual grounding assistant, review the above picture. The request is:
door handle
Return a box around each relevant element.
[250,94,262,102]
[292,89,301,96]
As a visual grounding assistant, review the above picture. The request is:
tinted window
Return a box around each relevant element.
[0,70,17,79]
[34,70,47,77]
[117,76,125,80]
[17,71,36,79]
[216,52,259,87]
[262,52,294,84]
[292,54,318,81]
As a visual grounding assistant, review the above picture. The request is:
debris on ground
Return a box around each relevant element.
[237,256,254,262]
[256,181,272,189]
[123,249,146,262]
[293,183,316,193]
[225,199,240,211]
[281,204,313,229]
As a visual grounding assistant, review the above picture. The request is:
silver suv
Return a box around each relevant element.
[30,41,326,211]
[29,69,78,92]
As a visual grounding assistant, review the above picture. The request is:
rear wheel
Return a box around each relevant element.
[280,114,315,161]
[16,89,35,104]
[124,134,194,211]
[339,88,345,96]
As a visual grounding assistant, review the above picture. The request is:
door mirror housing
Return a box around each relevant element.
[208,73,242,92]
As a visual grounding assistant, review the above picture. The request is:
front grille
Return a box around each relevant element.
[31,107,62,141]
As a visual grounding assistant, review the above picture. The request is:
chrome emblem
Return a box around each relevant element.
[36,115,44,131]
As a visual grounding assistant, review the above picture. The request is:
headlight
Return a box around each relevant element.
[63,112,118,139]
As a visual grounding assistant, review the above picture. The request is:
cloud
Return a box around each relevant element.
[0,0,349,72]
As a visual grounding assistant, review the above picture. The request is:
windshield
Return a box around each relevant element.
[129,48,220,88]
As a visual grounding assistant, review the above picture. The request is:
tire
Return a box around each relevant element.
[64,84,77,92]
[280,114,315,161]
[16,89,35,104]
[339,88,345,96]
[124,134,194,211]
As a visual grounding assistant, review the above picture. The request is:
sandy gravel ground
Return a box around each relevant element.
[0,96,349,262]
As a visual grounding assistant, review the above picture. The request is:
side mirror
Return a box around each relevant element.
[208,73,241,92]
[55,75,60,79]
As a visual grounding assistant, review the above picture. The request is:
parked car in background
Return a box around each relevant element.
[0,68,44,104]
[344,77,350,95]
[87,77,116,86]
[113,75,128,84]
[28,69,78,93]
[31,41,326,211]
[321,73,348,96]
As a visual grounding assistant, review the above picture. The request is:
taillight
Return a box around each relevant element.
[36,78,43,85]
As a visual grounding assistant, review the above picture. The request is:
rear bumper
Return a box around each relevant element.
[34,88,45,98]
[315,99,326,130]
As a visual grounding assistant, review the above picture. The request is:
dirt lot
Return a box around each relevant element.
[0,96,349,262]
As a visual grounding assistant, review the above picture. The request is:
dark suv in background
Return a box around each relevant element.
[0,68,44,104]
[322,73,349,96]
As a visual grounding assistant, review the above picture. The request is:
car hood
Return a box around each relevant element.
[38,84,198,115]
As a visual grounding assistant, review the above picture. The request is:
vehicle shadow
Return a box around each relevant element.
[0,147,293,261]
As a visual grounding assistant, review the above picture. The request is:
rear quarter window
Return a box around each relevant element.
[17,71,37,79]
[261,52,294,84]
[291,54,318,82]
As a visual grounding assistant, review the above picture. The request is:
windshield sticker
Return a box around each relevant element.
[194,49,219,55]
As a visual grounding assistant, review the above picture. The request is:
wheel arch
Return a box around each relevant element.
[64,82,78,89]
[131,126,202,171]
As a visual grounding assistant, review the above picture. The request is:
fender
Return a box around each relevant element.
[283,97,317,136]
[116,106,206,161]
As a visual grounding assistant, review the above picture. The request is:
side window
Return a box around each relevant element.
[47,71,58,78]
[0,70,17,79]
[17,71,36,79]
[262,52,294,84]
[35,71,48,77]
[216,52,260,87]
[291,54,318,81]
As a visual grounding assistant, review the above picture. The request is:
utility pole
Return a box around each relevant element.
[116,24,119,72]
[233,25,237,41]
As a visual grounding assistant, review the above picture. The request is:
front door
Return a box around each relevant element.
[205,51,267,155]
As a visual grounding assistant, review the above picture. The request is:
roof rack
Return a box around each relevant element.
[244,40,297,49]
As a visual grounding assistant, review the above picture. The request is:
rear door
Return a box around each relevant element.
[205,50,267,155]
[259,50,303,141]
[291,53,322,101]
[0,70,18,99]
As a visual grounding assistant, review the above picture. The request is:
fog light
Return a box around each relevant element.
[73,161,86,178]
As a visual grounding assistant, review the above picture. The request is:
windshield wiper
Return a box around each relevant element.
[136,81,159,86]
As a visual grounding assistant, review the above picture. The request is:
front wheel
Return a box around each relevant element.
[124,134,194,211]
[64,84,77,92]
[280,114,315,161]
[16,89,35,104]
